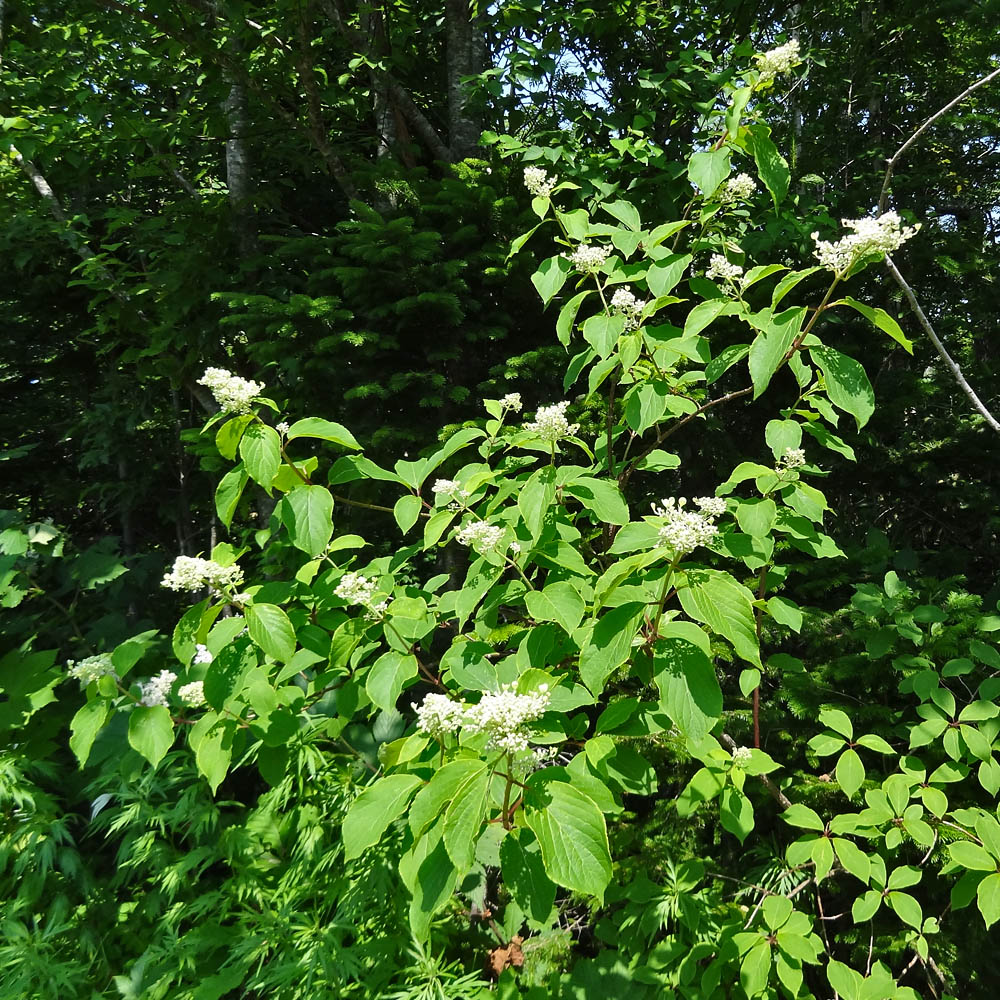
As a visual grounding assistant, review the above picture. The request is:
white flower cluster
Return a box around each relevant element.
[138,670,177,708]
[455,520,505,552]
[706,254,744,283]
[433,479,470,509]
[564,244,610,273]
[811,211,919,274]
[524,401,580,443]
[755,39,801,82]
[720,173,757,203]
[652,496,727,556]
[778,447,806,470]
[415,684,551,754]
[178,680,206,707]
[524,166,557,199]
[731,745,753,767]
[415,693,467,739]
[499,392,523,413]
[193,644,214,665]
[611,287,646,331]
[161,556,245,594]
[67,653,115,686]
[197,367,263,415]
[335,572,384,615]
[276,421,290,436]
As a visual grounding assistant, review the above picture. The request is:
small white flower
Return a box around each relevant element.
[706,254,744,283]
[652,496,726,557]
[499,392,523,413]
[193,644,213,665]
[720,173,757,203]
[67,653,115,686]
[161,556,244,595]
[523,166,557,198]
[197,367,264,415]
[610,287,646,331]
[138,670,177,708]
[563,244,610,273]
[455,521,505,552]
[811,211,919,275]
[335,572,380,607]
[178,680,206,707]
[276,421,290,436]
[524,401,580,443]
[508,541,521,555]
[416,693,466,739]
[731,745,753,767]
[779,447,806,470]
[755,39,802,82]
[464,683,551,754]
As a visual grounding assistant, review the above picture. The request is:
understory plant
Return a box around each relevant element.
[7,41,1000,1000]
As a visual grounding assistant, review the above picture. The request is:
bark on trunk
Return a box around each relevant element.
[223,50,258,257]
[445,0,485,160]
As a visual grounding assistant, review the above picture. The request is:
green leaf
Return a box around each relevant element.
[286,417,360,450]
[282,485,334,556]
[767,596,802,632]
[949,841,998,872]
[194,720,232,794]
[720,786,754,843]
[443,766,491,871]
[343,774,423,860]
[556,290,591,347]
[564,477,629,525]
[366,652,418,713]
[128,706,174,768]
[402,823,457,940]
[500,828,556,924]
[653,635,722,743]
[820,708,853,739]
[782,803,825,831]
[835,297,913,353]
[525,581,586,635]
[525,775,612,897]
[646,253,692,297]
[977,872,1000,928]
[238,422,282,493]
[678,570,761,666]
[684,298,740,337]
[888,891,923,929]
[581,313,622,358]
[747,124,790,207]
[736,498,777,538]
[519,466,557,541]
[393,494,422,534]
[216,414,254,460]
[602,200,641,231]
[748,307,806,398]
[740,940,772,997]
[833,838,871,883]
[409,758,488,836]
[531,255,573,307]
[215,465,249,528]
[579,603,646,695]
[811,345,876,429]
[688,148,731,198]
[70,699,110,767]
[706,343,750,384]
[246,603,296,662]
[827,961,862,1000]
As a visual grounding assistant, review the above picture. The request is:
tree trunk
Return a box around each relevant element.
[223,45,258,258]
[445,0,485,160]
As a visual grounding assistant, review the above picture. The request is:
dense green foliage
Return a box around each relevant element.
[3,2,1000,998]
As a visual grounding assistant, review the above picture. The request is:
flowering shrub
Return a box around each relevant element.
[43,43,999,999]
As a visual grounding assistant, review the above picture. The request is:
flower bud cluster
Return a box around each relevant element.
[499,392,523,413]
[523,166,557,199]
[67,653,115,686]
[731,745,753,767]
[335,572,387,617]
[610,287,646,331]
[778,447,806,470]
[178,680,206,707]
[811,211,919,275]
[433,479,471,509]
[197,367,263,415]
[652,496,727,556]
[161,556,245,595]
[720,173,757,203]
[563,244,610,273]
[415,683,551,754]
[524,401,580,443]
[755,39,801,82]
[455,520,505,552]
[706,254,744,284]
[139,670,177,707]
